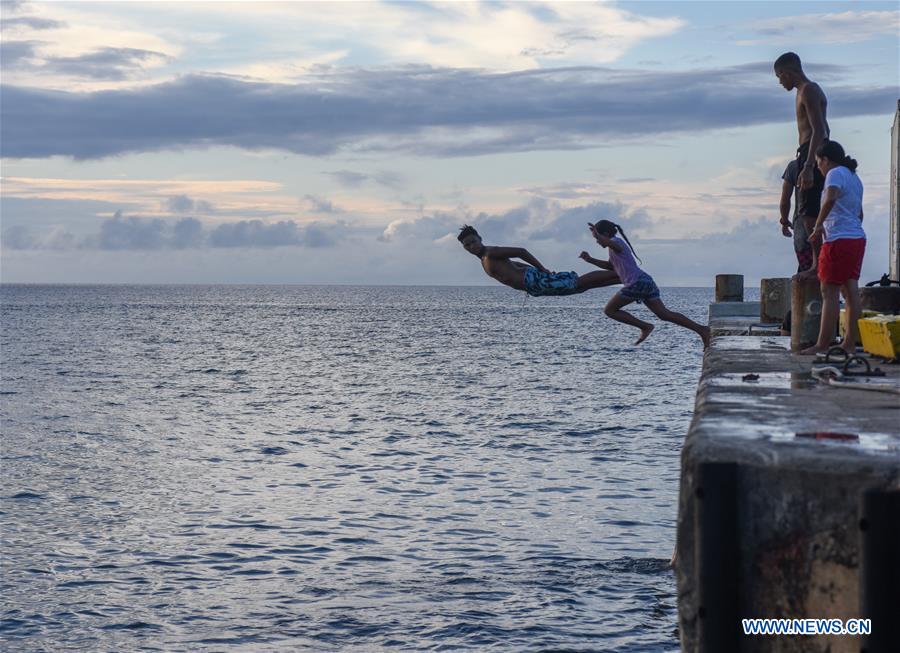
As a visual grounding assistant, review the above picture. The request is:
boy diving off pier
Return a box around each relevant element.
[457,225,619,296]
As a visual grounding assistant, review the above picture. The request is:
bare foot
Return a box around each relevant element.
[635,324,654,345]
[799,345,829,356]
[699,326,711,349]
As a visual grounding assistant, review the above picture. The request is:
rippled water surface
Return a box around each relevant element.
[1,285,715,652]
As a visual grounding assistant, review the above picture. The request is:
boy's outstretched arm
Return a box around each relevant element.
[579,251,613,270]
[488,247,549,272]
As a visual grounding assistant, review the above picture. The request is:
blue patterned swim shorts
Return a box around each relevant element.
[523,268,581,297]
[621,273,660,303]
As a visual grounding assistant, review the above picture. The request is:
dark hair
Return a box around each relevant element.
[774,52,802,70]
[816,140,858,173]
[594,219,641,263]
[457,224,479,242]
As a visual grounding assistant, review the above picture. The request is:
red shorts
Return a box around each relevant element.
[818,238,865,285]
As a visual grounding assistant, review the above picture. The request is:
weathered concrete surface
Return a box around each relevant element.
[677,335,900,653]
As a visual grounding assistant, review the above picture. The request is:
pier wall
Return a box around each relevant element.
[676,333,900,653]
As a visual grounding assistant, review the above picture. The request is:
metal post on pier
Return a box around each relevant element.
[891,100,899,283]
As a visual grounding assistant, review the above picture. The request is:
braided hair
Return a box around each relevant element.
[594,220,641,263]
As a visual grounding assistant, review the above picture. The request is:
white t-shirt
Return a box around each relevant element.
[821,166,865,242]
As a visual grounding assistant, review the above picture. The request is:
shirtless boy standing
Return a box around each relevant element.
[774,52,830,278]
[457,225,619,296]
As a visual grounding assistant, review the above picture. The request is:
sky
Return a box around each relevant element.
[1,0,898,286]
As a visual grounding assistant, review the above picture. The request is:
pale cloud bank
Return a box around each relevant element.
[383,198,651,244]
[739,10,900,45]
[3,1,683,75]
[4,199,643,252]
[2,211,349,251]
[3,199,889,287]
[2,64,895,160]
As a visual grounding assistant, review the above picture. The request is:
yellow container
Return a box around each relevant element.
[857,315,900,359]
[839,309,881,337]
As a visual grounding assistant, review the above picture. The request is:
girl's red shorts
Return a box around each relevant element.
[818,238,865,285]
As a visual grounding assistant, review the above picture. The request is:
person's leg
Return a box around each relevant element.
[800,282,840,355]
[797,215,819,278]
[796,248,813,274]
[839,278,861,352]
[644,298,711,348]
[576,270,620,291]
[604,292,654,344]
[791,215,811,273]
[797,162,825,278]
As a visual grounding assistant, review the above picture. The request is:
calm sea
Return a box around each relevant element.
[1,284,720,652]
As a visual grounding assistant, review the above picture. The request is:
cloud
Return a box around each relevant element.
[4,198,888,286]
[2,223,78,250]
[171,217,205,249]
[0,1,28,15]
[626,217,794,283]
[45,47,171,81]
[325,170,369,188]
[163,194,215,214]
[303,194,341,214]
[379,198,649,244]
[531,202,653,241]
[0,40,40,66]
[0,4,179,91]
[3,212,348,251]
[1,224,35,249]
[380,212,461,242]
[3,44,172,81]
[1,176,286,224]
[208,219,306,248]
[371,170,404,190]
[740,10,900,45]
[519,181,608,200]
[92,211,171,249]
[325,169,405,190]
[2,64,895,160]
[147,1,684,72]
[1,16,66,30]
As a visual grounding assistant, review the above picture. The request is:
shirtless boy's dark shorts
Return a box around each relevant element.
[796,141,825,219]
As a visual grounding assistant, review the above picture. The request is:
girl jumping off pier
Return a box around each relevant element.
[580,220,710,348]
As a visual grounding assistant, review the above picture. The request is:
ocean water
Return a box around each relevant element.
[1,284,715,652]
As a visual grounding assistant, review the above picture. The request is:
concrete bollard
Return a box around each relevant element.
[760,277,791,323]
[791,276,822,350]
[715,274,743,302]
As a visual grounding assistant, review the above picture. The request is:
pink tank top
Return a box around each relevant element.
[608,236,644,286]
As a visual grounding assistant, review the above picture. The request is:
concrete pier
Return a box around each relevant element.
[676,311,900,653]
